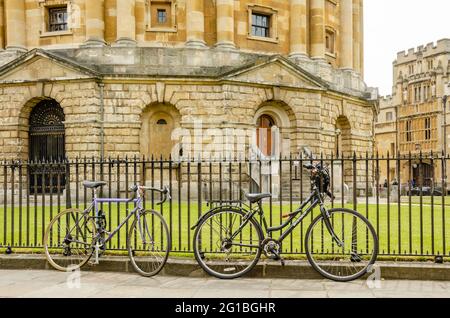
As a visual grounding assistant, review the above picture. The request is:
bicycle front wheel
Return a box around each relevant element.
[127,210,171,277]
[193,208,263,279]
[305,208,378,282]
[44,209,96,272]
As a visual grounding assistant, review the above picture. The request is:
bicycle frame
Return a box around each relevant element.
[229,186,343,247]
[80,190,144,245]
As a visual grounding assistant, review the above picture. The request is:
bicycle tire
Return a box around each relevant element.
[44,209,96,272]
[193,208,264,279]
[127,210,171,277]
[305,208,379,282]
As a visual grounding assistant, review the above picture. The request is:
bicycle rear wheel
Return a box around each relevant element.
[193,208,263,279]
[127,210,171,277]
[44,209,96,272]
[305,208,378,282]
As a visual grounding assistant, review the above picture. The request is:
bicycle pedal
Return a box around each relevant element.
[270,255,285,266]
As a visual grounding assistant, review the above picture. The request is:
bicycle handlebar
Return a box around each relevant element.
[131,185,171,205]
[302,163,335,200]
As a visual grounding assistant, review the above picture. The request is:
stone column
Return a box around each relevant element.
[215,0,235,50]
[4,0,27,52]
[352,0,361,73]
[186,0,206,48]
[0,0,4,49]
[114,0,136,46]
[310,0,325,61]
[359,0,364,77]
[340,0,353,70]
[84,0,106,46]
[289,0,308,59]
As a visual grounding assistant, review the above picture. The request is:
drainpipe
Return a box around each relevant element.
[99,82,105,160]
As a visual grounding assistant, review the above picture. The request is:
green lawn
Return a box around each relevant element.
[0,200,449,257]
[401,196,450,206]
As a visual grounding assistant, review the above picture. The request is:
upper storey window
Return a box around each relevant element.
[147,0,177,32]
[325,29,336,55]
[39,1,73,38]
[251,13,270,38]
[48,6,68,32]
[247,5,278,43]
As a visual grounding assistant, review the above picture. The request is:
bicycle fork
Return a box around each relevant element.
[319,204,344,248]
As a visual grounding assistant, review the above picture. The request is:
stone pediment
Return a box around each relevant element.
[0,49,100,83]
[222,56,328,90]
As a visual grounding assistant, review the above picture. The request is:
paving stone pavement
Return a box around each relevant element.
[0,270,448,298]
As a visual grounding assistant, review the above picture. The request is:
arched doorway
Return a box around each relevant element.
[140,103,181,159]
[333,116,353,198]
[335,116,352,158]
[140,103,181,187]
[149,111,176,159]
[256,114,276,157]
[28,99,66,193]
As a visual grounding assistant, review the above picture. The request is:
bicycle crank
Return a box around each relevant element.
[262,239,285,266]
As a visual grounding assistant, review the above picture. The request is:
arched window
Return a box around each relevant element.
[257,115,275,156]
[157,119,167,125]
[29,99,66,193]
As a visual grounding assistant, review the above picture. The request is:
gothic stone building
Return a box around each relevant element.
[375,39,450,187]
[0,0,375,197]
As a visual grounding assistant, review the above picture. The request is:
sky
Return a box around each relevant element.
[364,0,449,96]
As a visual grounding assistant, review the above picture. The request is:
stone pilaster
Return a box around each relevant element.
[340,0,353,70]
[352,0,361,73]
[289,0,308,59]
[4,0,27,52]
[310,0,325,61]
[84,0,106,47]
[186,0,206,48]
[215,0,235,50]
[114,0,136,46]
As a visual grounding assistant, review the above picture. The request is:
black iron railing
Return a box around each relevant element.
[0,153,448,258]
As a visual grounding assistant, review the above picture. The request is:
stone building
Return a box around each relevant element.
[374,95,396,185]
[0,0,376,197]
[375,39,450,187]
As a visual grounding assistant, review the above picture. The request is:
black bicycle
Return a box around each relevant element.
[192,149,379,282]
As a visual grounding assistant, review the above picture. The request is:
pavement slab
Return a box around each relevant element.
[0,269,448,298]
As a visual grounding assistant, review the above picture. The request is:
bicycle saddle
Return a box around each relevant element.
[83,181,107,189]
[245,193,272,203]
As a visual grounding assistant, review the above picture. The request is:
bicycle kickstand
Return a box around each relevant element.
[93,242,102,265]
